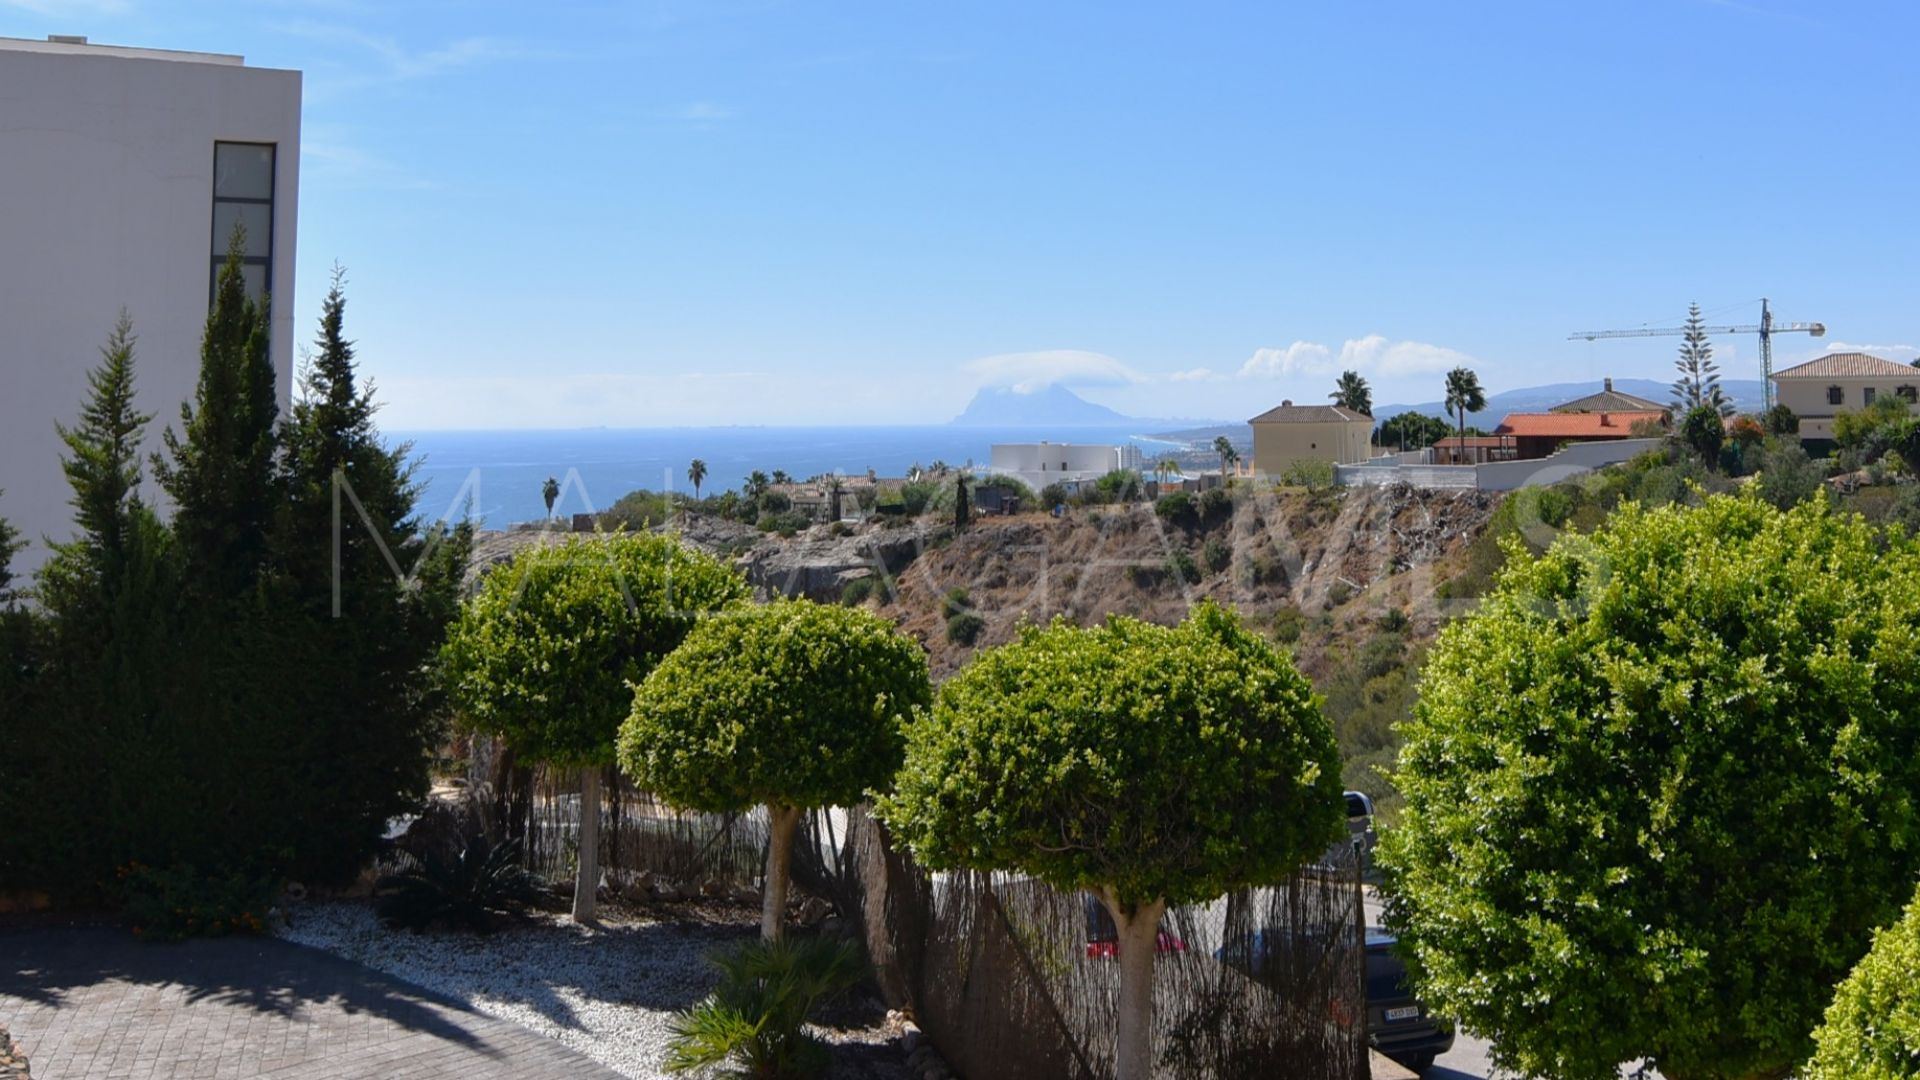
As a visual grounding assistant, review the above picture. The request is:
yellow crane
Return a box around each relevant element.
[1570,298,1825,410]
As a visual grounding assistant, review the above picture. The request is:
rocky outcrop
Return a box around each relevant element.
[734,524,932,602]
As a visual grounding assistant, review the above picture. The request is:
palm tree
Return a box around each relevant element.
[688,458,708,500]
[1330,370,1372,416]
[745,470,770,500]
[541,476,560,520]
[1443,367,1488,451]
[1156,456,1181,486]
[827,474,845,522]
[1212,436,1239,481]
[771,469,790,486]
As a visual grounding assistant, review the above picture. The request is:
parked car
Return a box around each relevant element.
[1216,924,1452,1074]
[1362,927,1453,1073]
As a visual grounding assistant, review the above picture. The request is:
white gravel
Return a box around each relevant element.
[278,900,752,1079]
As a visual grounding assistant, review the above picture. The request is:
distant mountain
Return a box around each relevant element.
[1372,377,1767,423]
[951,384,1221,429]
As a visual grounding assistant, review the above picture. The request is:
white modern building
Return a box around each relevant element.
[988,441,1144,493]
[0,35,301,578]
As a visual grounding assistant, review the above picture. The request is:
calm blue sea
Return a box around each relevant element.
[396,426,1190,529]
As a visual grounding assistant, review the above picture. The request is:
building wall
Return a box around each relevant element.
[1336,438,1663,491]
[1775,377,1920,442]
[1250,420,1372,474]
[0,38,300,577]
[987,442,1141,492]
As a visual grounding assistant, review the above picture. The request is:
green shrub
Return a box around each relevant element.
[1271,604,1305,643]
[1198,487,1232,523]
[1375,608,1409,633]
[123,861,278,942]
[1154,491,1197,528]
[1324,580,1354,608]
[946,610,986,646]
[1165,548,1202,584]
[1202,536,1231,574]
[1280,459,1335,490]
[941,587,971,619]
[1805,882,1920,1080]
[374,836,539,934]
[757,510,809,536]
[1039,482,1069,509]
[1754,438,1827,511]
[1384,493,1920,1080]
[666,935,867,1079]
[840,577,881,606]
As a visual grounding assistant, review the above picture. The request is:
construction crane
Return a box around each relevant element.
[1569,298,1825,410]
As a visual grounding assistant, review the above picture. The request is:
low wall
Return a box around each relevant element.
[1336,438,1661,492]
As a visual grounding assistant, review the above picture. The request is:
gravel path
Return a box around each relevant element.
[279,900,902,1080]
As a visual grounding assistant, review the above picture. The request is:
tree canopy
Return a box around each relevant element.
[1805,881,1920,1080]
[620,598,928,815]
[442,532,750,767]
[879,601,1343,908]
[1381,492,1920,1080]
[1331,369,1372,416]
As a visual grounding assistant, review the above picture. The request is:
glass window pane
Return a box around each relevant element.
[211,201,271,257]
[240,262,267,305]
[214,142,274,199]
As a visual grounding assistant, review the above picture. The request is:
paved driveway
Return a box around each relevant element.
[0,920,626,1079]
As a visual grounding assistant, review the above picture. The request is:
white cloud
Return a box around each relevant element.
[1239,335,1474,379]
[1821,341,1920,363]
[1239,341,1334,378]
[1167,368,1222,383]
[965,350,1145,393]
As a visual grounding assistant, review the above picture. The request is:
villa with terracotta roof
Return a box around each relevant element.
[1486,379,1671,460]
[1248,400,1374,474]
[1771,351,1920,447]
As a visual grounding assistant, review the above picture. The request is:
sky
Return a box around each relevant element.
[6,0,1916,427]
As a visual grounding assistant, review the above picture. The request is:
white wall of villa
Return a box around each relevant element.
[988,441,1143,492]
[0,36,300,579]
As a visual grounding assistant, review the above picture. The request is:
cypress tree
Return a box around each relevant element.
[37,312,152,611]
[154,231,279,598]
[262,267,471,883]
[0,494,19,603]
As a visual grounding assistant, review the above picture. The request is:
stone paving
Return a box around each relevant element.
[0,921,628,1079]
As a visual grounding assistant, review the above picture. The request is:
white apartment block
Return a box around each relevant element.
[0,35,301,578]
[988,441,1145,493]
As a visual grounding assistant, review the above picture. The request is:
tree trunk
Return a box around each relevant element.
[1102,890,1166,1080]
[572,766,600,924]
[762,803,802,942]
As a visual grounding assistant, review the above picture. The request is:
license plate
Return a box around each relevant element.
[1384,1006,1421,1022]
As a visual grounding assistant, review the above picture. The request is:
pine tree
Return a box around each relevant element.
[0,496,20,602]
[263,266,472,883]
[154,232,279,598]
[39,313,151,605]
[1672,302,1732,417]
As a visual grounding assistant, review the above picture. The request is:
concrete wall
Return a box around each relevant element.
[1337,438,1662,491]
[988,442,1142,493]
[1776,377,1920,443]
[0,38,301,578]
[1251,419,1373,474]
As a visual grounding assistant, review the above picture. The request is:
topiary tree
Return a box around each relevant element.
[442,532,749,922]
[1805,880,1920,1080]
[1381,492,1920,1080]
[878,601,1343,1080]
[620,599,928,941]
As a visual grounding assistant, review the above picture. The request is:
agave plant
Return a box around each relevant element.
[374,834,539,933]
[666,935,867,1078]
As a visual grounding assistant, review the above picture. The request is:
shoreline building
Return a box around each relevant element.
[0,35,302,578]
[987,441,1144,494]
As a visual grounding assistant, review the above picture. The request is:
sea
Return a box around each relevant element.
[395,426,1194,529]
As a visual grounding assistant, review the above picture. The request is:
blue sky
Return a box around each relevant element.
[8,0,1916,427]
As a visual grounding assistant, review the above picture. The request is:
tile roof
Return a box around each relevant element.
[1247,403,1373,424]
[1494,410,1667,438]
[1773,352,1920,380]
[1551,388,1668,414]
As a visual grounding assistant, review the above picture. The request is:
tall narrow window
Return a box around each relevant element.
[1865,387,1878,406]
[1827,386,1844,406]
[210,142,275,305]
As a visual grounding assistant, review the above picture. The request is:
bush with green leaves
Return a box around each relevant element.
[1753,437,1826,510]
[1202,536,1231,573]
[1164,547,1202,584]
[1679,404,1725,465]
[1382,492,1920,1080]
[122,861,278,942]
[374,836,539,934]
[1154,491,1197,528]
[621,599,928,941]
[666,934,867,1079]
[1805,881,1920,1080]
[879,602,1343,1080]
[443,532,749,921]
[1279,458,1336,490]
